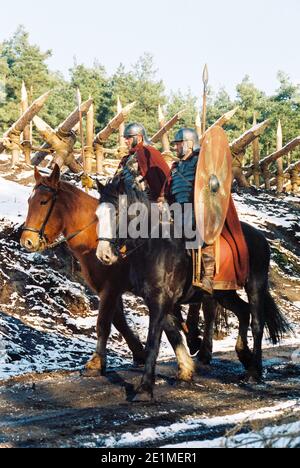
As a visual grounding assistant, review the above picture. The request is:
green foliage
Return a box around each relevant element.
[166,89,198,141]
[0,26,299,167]
[110,54,166,136]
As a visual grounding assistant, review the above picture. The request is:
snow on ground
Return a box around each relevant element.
[0,176,32,224]
[81,400,300,448]
[0,180,299,381]
[0,296,174,381]
[233,191,300,234]
[166,420,300,448]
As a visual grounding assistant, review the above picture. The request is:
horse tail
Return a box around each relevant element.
[264,290,292,345]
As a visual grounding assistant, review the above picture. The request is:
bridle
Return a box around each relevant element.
[22,184,58,249]
[97,236,146,260]
[97,203,146,260]
[22,184,97,250]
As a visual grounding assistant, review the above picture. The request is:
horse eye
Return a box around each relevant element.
[40,200,48,206]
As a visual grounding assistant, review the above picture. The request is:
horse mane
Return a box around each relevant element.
[102,176,150,209]
[38,175,99,212]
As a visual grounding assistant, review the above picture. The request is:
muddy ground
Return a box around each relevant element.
[0,344,299,448]
[0,166,299,448]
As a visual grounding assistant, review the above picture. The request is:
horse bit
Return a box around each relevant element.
[22,184,97,250]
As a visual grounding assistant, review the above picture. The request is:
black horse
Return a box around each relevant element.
[96,177,290,401]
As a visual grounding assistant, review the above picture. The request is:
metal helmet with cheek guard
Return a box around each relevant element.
[172,128,200,157]
[124,123,151,148]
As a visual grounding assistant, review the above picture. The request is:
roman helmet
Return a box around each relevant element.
[123,123,151,148]
[172,128,200,157]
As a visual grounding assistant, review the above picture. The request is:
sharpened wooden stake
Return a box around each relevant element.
[117,97,127,157]
[158,104,171,153]
[252,113,261,188]
[195,112,202,140]
[151,109,186,144]
[276,120,284,193]
[85,96,95,174]
[95,102,136,145]
[201,64,209,135]
[21,82,31,164]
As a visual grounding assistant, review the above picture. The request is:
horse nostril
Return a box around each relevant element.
[23,238,34,251]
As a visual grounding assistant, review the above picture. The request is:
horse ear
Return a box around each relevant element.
[34,166,42,184]
[96,179,105,194]
[50,164,60,186]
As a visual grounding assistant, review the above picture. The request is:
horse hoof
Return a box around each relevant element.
[175,379,193,389]
[244,372,263,385]
[197,355,212,367]
[196,362,211,373]
[132,387,154,403]
[187,338,202,356]
[81,368,103,378]
[177,371,194,383]
[84,354,106,375]
[132,359,145,368]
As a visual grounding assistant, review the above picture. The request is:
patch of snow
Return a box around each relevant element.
[100,400,300,448]
[167,421,300,449]
[0,177,32,224]
[16,171,35,182]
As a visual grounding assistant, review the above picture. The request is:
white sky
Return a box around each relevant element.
[0,0,299,98]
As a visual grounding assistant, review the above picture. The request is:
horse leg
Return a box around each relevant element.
[245,285,266,382]
[214,291,253,371]
[85,291,116,376]
[198,296,217,366]
[134,297,170,402]
[113,298,146,366]
[163,313,195,382]
[186,303,203,356]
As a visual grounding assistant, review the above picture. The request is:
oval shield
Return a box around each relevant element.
[194,126,232,245]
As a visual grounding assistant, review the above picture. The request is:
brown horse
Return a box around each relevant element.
[20,165,146,373]
[21,165,199,381]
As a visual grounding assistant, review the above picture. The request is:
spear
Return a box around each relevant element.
[151,109,186,144]
[201,64,209,136]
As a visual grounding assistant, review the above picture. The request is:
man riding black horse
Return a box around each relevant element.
[165,127,249,295]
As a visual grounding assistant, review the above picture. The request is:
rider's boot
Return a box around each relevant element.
[199,245,215,295]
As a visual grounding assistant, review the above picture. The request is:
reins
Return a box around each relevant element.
[22,184,98,250]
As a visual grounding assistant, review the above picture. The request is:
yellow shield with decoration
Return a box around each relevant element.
[194,126,233,245]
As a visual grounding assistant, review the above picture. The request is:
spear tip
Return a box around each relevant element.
[203,64,209,86]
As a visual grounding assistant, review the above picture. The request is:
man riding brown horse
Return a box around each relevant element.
[116,123,170,202]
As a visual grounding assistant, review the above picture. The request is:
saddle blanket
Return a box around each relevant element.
[213,235,244,290]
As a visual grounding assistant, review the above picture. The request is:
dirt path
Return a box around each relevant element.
[1,344,299,448]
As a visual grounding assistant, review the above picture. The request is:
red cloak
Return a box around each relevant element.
[118,143,170,201]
